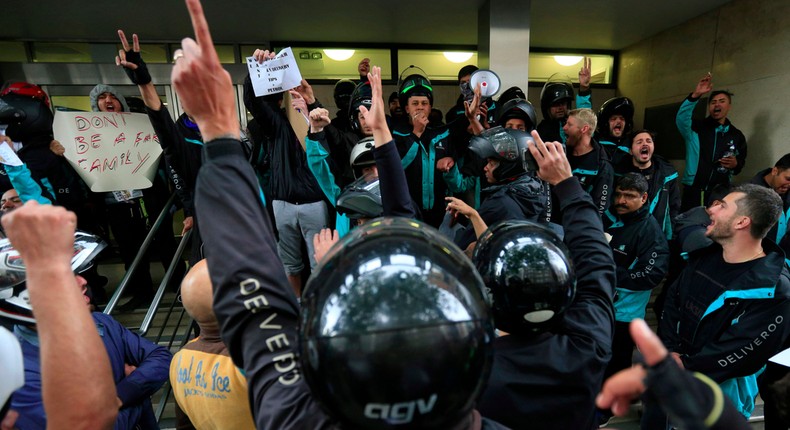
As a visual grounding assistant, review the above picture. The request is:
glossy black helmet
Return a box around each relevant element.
[495,98,538,132]
[473,220,576,336]
[300,218,494,429]
[0,82,53,144]
[539,74,574,119]
[597,97,635,136]
[348,81,373,132]
[469,126,537,180]
[497,86,526,107]
[0,232,107,324]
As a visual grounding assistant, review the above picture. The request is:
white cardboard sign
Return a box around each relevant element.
[53,112,163,192]
[246,47,303,97]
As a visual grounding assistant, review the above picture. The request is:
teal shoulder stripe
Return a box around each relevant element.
[257,186,267,207]
[664,172,679,184]
[392,130,411,137]
[431,130,450,145]
[702,287,778,319]
[401,142,419,169]
[573,168,599,176]
[604,210,624,229]
[184,137,204,146]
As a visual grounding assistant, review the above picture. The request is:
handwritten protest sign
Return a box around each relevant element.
[246,47,303,97]
[53,112,163,192]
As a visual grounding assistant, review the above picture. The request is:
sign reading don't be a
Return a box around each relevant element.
[53,112,163,192]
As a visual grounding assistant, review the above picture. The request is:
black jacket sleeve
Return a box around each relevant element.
[644,357,750,430]
[145,105,197,216]
[554,177,616,349]
[373,140,416,218]
[195,138,334,429]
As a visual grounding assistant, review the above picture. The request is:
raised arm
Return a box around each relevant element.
[171,1,331,427]
[360,66,415,218]
[116,30,161,111]
[577,57,592,108]
[597,319,750,430]
[1,138,53,205]
[2,203,118,430]
[529,130,616,342]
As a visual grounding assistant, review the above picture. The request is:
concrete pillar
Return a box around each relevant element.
[478,0,531,93]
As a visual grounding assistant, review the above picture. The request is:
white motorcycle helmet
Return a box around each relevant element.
[0,232,106,324]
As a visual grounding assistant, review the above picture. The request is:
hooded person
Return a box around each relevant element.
[330,79,357,133]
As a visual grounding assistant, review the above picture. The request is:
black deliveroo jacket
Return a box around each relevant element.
[243,76,324,204]
[478,177,616,430]
[454,173,548,250]
[195,138,506,429]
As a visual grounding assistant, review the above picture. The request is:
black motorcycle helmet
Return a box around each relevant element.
[334,79,357,112]
[497,86,526,107]
[469,126,537,181]
[0,82,54,144]
[300,218,494,429]
[495,98,538,132]
[597,97,635,137]
[0,232,107,324]
[473,220,575,336]
[398,72,433,107]
[348,81,372,132]
[539,74,574,120]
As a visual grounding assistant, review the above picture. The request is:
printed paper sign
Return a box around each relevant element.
[0,142,23,167]
[53,112,163,192]
[246,47,303,97]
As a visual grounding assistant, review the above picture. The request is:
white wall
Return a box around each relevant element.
[618,0,790,180]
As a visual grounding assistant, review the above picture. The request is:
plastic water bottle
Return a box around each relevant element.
[717,143,736,174]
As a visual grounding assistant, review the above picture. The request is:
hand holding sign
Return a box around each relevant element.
[53,112,163,192]
[246,48,304,97]
[0,136,22,167]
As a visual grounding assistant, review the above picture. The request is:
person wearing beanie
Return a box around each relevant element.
[88,84,130,113]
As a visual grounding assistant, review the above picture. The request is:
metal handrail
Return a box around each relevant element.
[155,319,198,423]
[139,228,192,335]
[104,192,178,315]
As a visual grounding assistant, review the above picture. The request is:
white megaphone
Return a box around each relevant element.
[469,69,501,121]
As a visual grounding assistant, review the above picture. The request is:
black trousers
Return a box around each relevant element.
[107,200,154,300]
